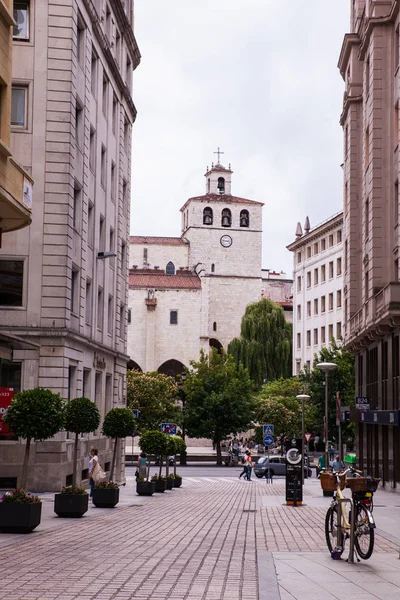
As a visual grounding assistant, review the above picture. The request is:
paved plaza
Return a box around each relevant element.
[1,468,400,600]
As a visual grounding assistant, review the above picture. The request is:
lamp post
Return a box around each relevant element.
[296,394,310,481]
[316,362,337,469]
[179,372,187,466]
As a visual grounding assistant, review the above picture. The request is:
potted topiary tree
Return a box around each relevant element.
[139,430,168,494]
[54,397,100,518]
[94,407,136,508]
[172,437,186,488]
[1,387,65,533]
[165,436,176,490]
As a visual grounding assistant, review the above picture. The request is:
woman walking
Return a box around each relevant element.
[138,452,148,479]
[88,447,99,500]
[244,450,253,481]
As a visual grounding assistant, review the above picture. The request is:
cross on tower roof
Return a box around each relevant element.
[214,147,224,163]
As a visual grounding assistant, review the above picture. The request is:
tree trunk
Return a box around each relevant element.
[110,437,118,482]
[20,436,31,490]
[174,455,177,477]
[216,441,222,465]
[146,458,151,481]
[158,458,162,478]
[166,456,169,478]
[72,432,79,493]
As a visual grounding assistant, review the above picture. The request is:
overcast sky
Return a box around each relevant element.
[130,1,350,276]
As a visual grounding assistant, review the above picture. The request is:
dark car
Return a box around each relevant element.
[254,455,312,478]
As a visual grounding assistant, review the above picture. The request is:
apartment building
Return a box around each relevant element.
[0,0,140,490]
[287,213,343,375]
[339,0,400,488]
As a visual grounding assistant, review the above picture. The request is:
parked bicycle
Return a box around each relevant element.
[323,467,379,561]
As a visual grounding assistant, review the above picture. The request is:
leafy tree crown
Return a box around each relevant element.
[64,397,100,434]
[4,387,65,441]
[102,408,136,439]
[139,430,169,455]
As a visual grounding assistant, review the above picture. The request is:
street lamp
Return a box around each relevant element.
[179,372,187,466]
[316,362,337,469]
[296,394,310,480]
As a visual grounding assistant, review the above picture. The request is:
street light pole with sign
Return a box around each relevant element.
[316,362,338,469]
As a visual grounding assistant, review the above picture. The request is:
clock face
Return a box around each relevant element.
[220,235,232,248]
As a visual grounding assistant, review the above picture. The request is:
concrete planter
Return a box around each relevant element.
[54,493,88,517]
[153,479,167,493]
[0,501,42,533]
[166,478,174,490]
[173,477,182,488]
[136,481,155,496]
[92,488,119,508]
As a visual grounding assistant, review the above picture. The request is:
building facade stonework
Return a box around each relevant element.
[339,0,400,488]
[287,213,343,375]
[128,162,292,376]
[0,0,140,491]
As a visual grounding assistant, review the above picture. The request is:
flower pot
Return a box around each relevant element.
[0,502,42,533]
[174,478,182,488]
[92,488,119,508]
[136,481,155,496]
[153,479,167,493]
[166,478,174,490]
[54,493,88,517]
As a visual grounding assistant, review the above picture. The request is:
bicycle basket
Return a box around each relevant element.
[345,477,368,492]
[320,472,345,492]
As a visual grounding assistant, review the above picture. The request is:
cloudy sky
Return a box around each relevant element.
[130,1,350,275]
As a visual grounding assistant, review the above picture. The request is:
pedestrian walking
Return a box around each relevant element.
[138,451,147,479]
[332,455,342,472]
[238,462,248,479]
[317,452,326,478]
[88,447,99,500]
[329,444,335,463]
[244,450,253,481]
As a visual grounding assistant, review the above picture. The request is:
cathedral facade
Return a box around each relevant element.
[127,161,291,377]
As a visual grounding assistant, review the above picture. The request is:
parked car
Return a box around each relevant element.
[254,455,312,478]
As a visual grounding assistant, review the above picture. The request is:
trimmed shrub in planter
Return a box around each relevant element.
[166,475,174,490]
[136,479,155,496]
[140,430,170,481]
[54,487,88,518]
[151,475,167,493]
[92,481,119,508]
[173,475,182,488]
[0,490,42,533]
[102,408,136,482]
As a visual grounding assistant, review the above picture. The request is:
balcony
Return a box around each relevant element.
[0,155,32,240]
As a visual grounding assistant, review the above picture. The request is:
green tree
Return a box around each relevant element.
[139,430,169,478]
[300,339,356,444]
[4,388,65,489]
[228,299,292,389]
[64,397,100,493]
[102,408,136,481]
[127,370,180,433]
[183,350,255,465]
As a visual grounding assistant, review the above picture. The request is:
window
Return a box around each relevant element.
[307,246,311,259]
[337,322,342,338]
[337,258,342,276]
[203,207,213,225]
[121,240,126,272]
[213,322,217,332]
[166,261,175,275]
[89,127,96,171]
[221,208,231,227]
[314,298,318,315]
[329,261,334,279]
[102,74,109,117]
[77,12,86,67]
[365,56,370,96]
[0,260,24,306]
[88,202,94,248]
[296,360,301,376]
[337,229,342,243]
[321,264,326,283]
[122,179,128,214]
[83,368,91,399]
[75,99,83,148]
[297,333,301,349]
[297,276,301,292]
[321,295,326,313]
[11,86,27,127]
[127,308,131,324]
[207,178,211,193]
[108,295,113,334]
[306,361,311,372]
[111,161,116,201]
[71,267,79,315]
[73,186,81,231]
[112,94,118,134]
[105,4,111,39]
[345,125,348,158]
[170,310,178,325]
[307,301,311,317]
[85,279,92,324]
[143,247,148,267]
[321,326,326,344]
[329,293,334,311]
[321,238,326,251]
[124,115,130,152]
[365,128,370,169]
[91,50,98,96]
[297,305,301,320]
[306,271,311,288]
[306,330,311,347]
[101,145,106,188]
[314,268,318,285]
[240,210,249,228]
[314,242,318,255]
[297,252,301,264]
[97,287,104,330]
[314,329,318,345]
[328,234,334,248]
[337,290,342,308]
[120,304,126,338]
[13,2,29,40]
[211,263,215,273]
[329,324,333,341]
[109,228,115,268]
[99,215,105,251]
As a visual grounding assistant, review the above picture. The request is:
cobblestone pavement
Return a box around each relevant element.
[0,477,399,600]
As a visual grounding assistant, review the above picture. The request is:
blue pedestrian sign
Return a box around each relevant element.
[263,424,274,436]
[264,434,274,447]
[161,423,177,435]
[132,409,140,419]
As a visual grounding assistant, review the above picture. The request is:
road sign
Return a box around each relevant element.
[161,423,177,435]
[263,424,274,436]
[264,434,274,446]
[132,409,140,419]
[305,433,312,443]
[356,396,370,411]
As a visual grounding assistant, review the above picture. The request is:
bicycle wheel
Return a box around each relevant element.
[325,505,344,556]
[354,504,374,560]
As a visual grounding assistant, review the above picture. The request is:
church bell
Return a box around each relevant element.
[222,215,230,227]
[240,216,248,227]
[204,215,212,225]
[217,178,225,193]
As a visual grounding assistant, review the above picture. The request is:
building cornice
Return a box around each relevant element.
[339,93,363,126]
[359,3,400,59]
[286,212,343,252]
[337,33,360,79]
[82,0,139,121]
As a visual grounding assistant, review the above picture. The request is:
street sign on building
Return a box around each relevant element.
[161,423,177,435]
[264,434,274,447]
[356,397,370,411]
[263,424,274,436]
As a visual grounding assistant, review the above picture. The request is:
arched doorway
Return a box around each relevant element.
[209,338,223,354]
[158,359,185,379]
[127,360,142,372]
